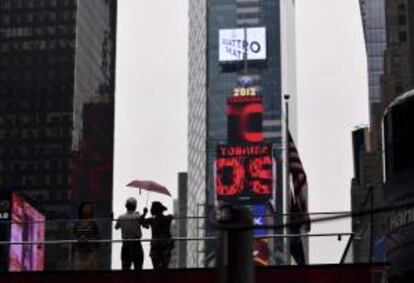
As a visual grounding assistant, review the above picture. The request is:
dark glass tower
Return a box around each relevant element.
[188,0,298,267]
[0,0,116,270]
[351,0,414,265]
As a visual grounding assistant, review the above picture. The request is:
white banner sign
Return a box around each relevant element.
[219,27,267,62]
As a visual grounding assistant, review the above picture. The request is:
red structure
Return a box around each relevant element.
[0,265,387,283]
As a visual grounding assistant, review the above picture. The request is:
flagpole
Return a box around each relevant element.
[284,94,291,265]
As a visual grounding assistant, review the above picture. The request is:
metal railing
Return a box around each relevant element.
[3,199,409,272]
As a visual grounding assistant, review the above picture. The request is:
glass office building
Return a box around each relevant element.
[0,0,116,270]
[359,0,387,150]
[359,0,387,104]
[187,0,298,267]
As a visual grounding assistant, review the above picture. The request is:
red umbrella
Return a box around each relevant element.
[127,180,171,197]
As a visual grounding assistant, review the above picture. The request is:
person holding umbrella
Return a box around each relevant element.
[115,197,147,271]
[142,201,174,270]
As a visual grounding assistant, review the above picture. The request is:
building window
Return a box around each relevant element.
[34,27,44,36]
[38,0,46,8]
[27,13,34,23]
[63,12,72,21]
[399,15,406,25]
[14,0,23,10]
[49,12,56,22]
[399,31,407,42]
[2,1,11,10]
[47,27,56,36]
[2,15,10,25]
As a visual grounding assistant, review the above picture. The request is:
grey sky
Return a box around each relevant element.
[113,0,368,267]
[296,0,368,263]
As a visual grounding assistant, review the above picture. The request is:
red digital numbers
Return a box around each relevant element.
[216,157,245,196]
[216,144,273,202]
[248,156,272,194]
[218,95,273,203]
[227,96,263,143]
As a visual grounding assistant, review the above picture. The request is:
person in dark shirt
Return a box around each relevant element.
[115,197,147,271]
[142,201,174,270]
[73,201,100,270]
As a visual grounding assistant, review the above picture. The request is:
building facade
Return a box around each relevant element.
[359,0,387,150]
[350,127,385,263]
[187,0,299,267]
[187,0,208,268]
[352,0,414,266]
[0,0,116,270]
[383,90,414,279]
[359,0,387,104]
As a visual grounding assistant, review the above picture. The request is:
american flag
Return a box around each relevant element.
[288,133,311,232]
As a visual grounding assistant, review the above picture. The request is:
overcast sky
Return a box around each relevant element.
[113,0,368,267]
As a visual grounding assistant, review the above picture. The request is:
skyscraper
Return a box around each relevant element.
[0,0,116,270]
[382,0,414,105]
[359,0,387,149]
[359,0,387,104]
[351,0,388,264]
[381,1,414,277]
[187,0,298,267]
[352,0,414,264]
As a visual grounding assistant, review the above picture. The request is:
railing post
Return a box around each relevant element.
[217,205,255,283]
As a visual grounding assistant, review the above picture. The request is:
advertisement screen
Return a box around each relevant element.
[252,204,270,265]
[9,193,45,272]
[216,144,273,203]
[227,95,263,143]
[219,27,266,62]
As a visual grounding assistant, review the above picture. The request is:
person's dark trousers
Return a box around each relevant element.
[290,226,305,266]
[121,241,144,271]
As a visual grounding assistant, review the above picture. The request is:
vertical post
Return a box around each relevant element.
[216,205,255,283]
[227,206,254,283]
[369,185,374,263]
[196,204,200,267]
[283,94,291,265]
[216,228,228,283]
[243,27,248,74]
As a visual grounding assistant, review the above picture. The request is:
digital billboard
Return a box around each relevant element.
[219,27,266,62]
[216,144,273,203]
[252,204,270,265]
[9,193,45,272]
[227,95,263,143]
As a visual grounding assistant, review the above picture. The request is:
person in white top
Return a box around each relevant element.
[115,197,147,270]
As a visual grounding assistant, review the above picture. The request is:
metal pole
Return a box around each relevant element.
[216,205,255,283]
[227,206,254,283]
[243,26,248,74]
[284,94,291,265]
[369,185,374,263]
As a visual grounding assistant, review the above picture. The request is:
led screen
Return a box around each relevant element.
[227,95,263,143]
[9,193,45,272]
[219,27,266,62]
[252,204,269,265]
[216,144,273,203]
